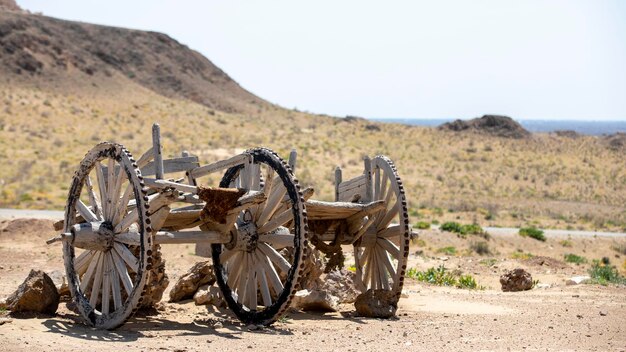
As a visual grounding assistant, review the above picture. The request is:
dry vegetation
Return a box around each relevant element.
[0,83,625,232]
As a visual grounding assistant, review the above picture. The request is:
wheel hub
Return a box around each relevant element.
[233,210,259,252]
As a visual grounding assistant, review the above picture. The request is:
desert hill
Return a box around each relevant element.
[0,10,624,232]
[0,10,265,113]
[439,115,531,139]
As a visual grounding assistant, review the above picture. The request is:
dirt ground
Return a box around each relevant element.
[1,218,625,351]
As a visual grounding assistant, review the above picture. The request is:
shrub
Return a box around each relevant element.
[588,260,626,285]
[612,243,626,255]
[436,246,457,255]
[563,253,587,265]
[479,258,497,267]
[407,265,483,290]
[511,251,534,260]
[470,241,491,255]
[519,227,546,241]
[414,221,431,230]
[559,239,573,247]
[441,221,462,233]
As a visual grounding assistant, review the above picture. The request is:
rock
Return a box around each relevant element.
[6,270,59,314]
[47,270,69,298]
[565,276,591,286]
[140,245,170,308]
[354,289,397,318]
[500,268,533,292]
[322,269,359,304]
[291,289,339,312]
[0,317,12,325]
[193,284,225,307]
[535,283,552,289]
[169,261,215,302]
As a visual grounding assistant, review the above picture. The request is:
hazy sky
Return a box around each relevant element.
[18,0,626,120]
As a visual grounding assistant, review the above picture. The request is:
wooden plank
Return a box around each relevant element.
[334,167,342,201]
[190,153,250,179]
[288,149,297,172]
[153,230,231,245]
[136,148,154,169]
[152,123,164,180]
[143,178,198,194]
[338,174,367,192]
[305,199,379,220]
[140,156,200,176]
[338,184,366,202]
[364,157,372,203]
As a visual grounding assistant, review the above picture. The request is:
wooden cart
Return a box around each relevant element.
[49,123,410,329]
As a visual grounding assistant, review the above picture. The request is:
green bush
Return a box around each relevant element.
[519,227,546,241]
[441,221,462,233]
[436,246,457,255]
[407,265,483,290]
[414,221,431,230]
[588,260,626,285]
[470,241,491,255]
[563,253,587,265]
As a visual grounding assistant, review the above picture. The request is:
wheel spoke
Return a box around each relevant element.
[89,253,105,308]
[378,224,402,238]
[377,198,400,230]
[106,253,122,310]
[95,161,108,220]
[354,248,366,291]
[112,242,139,273]
[113,184,132,227]
[101,254,111,314]
[237,254,248,305]
[256,178,287,228]
[76,250,95,275]
[111,249,133,295]
[85,176,103,220]
[80,251,101,292]
[219,248,237,264]
[260,232,294,250]
[226,251,244,289]
[379,168,389,202]
[246,254,257,310]
[257,250,283,295]
[257,242,291,273]
[115,208,138,233]
[256,166,275,221]
[378,238,400,259]
[378,244,397,278]
[375,248,390,290]
[254,251,272,307]
[108,162,124,222]
[76,200,98,223]
[106,158,116,221]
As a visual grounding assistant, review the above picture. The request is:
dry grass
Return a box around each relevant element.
[0,84,625,231]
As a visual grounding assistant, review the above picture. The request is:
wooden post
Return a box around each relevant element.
[182,151,197,186]
[288,149,297,173]
[152,123,164,180]
[334,166,342,201]
[363,156,372,203]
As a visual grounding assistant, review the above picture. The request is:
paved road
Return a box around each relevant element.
[2,208,625,238]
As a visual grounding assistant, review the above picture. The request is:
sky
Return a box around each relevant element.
[18,0,626,121]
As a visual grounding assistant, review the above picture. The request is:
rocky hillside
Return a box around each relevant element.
[439,115,531,139]
[0,10,265,113]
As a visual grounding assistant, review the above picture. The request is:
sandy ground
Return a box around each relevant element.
[1,218,625,351]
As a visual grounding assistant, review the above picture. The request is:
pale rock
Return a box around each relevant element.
[566,276,591,285]
[291,289,339,312]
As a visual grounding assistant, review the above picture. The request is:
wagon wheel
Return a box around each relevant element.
[353,155,410,300]
[63,142,151,329]
[212,148,308,325]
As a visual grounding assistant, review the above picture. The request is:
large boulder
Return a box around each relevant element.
[354,289,397,319]
[169,261,215,302]
[322,269,359,304]
[500,268,533,292]
[6,270,59,314]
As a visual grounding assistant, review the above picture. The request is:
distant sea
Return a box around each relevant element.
[370,118,626,136]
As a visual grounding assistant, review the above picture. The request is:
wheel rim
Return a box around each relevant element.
[212,148,308,325]
[354,155,410,299]
[63,142,150,329]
